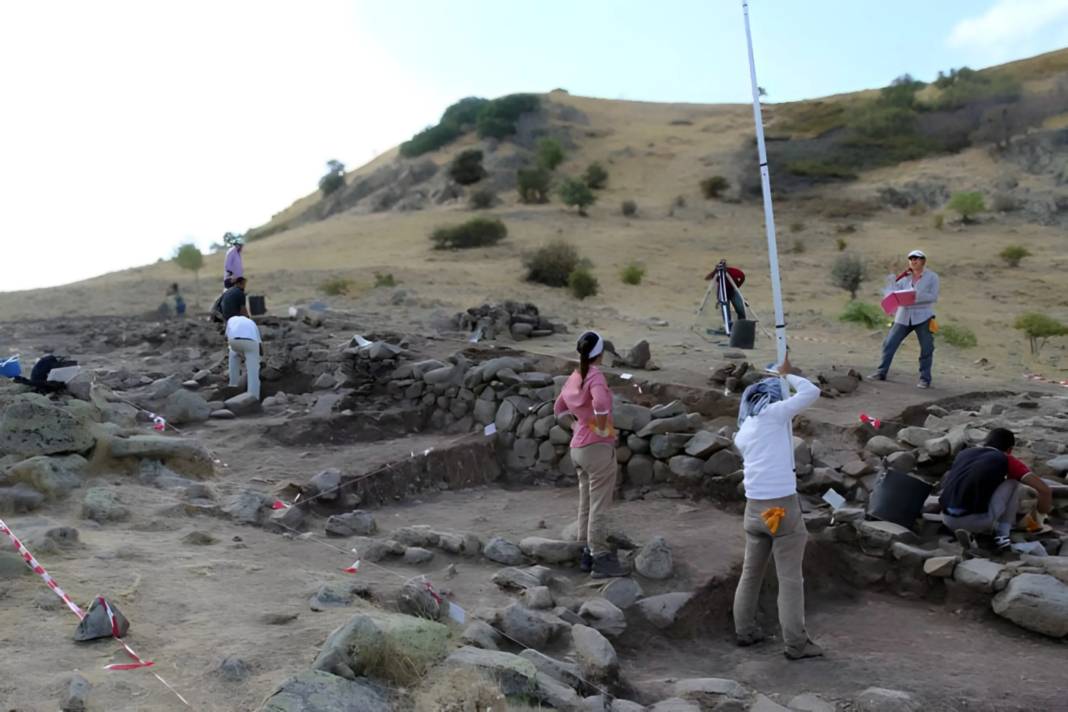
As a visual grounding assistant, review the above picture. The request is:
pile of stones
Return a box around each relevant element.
[453,301,566,341]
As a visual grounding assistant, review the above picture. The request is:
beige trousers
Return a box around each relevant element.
[732,493,810,654]
[571,443,617,554]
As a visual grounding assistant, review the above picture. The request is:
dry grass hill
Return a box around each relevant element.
[3,49,1068,390]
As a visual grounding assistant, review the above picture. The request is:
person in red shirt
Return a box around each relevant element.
[939,428,1053,551]
[705,261,747,331]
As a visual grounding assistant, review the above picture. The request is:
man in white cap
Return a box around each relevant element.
[869,249,940,388]
[223,236,245,289]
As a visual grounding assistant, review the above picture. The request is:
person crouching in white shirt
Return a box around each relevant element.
[225,315,261,399]
[731,354,823,660]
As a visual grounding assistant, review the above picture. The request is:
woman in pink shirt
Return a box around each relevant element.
[553,331,625,578]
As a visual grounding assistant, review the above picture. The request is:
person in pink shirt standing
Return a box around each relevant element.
[223,236,245,289]
[554,330,626,578]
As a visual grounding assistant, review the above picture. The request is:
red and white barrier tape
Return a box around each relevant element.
[1024,373,1068,388]
[0,518,190,706]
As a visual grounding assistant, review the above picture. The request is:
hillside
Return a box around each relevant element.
[2,50,1067,389]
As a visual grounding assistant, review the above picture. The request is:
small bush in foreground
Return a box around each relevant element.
[1015,312,1068,355]
[568,266,599,299]
[468,188,496,210]
[374,272,397,288]
[620,261,645,285]
[948,191,984,223]
[840,301,885,329]
[584,162,608,189]
[524,240,581,287]
[939,323,977,348]
[700,175,729,199]
[999,245,1030,267]
[321,277,354,296]
[831,253,868,300]
[430,218,507,249]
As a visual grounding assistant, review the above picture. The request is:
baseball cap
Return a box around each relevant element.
[907,249,926,259]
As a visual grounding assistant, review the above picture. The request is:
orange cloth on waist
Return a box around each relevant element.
[761,507,787,535]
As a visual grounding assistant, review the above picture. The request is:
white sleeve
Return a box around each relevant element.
[767,375,820,421]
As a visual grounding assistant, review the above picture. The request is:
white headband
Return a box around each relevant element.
[579,331,604,359]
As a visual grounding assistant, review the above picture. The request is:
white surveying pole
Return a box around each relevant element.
[741,0,787,367]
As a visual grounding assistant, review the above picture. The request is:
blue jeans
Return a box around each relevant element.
[877,319,934,384]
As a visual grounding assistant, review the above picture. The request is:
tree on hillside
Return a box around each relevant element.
[517,167,551,204]
[558,177,596,216]
[831,253,868,300]
[222,231,243,247]
[948,191,984,223]
[173,243,204,306]
[537,138,565,171]
[449,149,487,185]
[319,159,346,197]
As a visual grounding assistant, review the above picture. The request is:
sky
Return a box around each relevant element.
[2,0,1067,293]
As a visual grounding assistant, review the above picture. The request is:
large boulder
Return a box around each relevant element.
[613,404,652,433]
[635,536,674,580]
[311,608,449,681]
[0,396,95,457]
[484,537,526,566]
[1,454,87,499]
[578,598,627,637]
[498,603,556,650]
[684,431,731,458]
[865,436,904,457]
[106,435,215,478]
[572,624,619,681]
[896,427,936,448]
[636,592,692,629]
[260,670,391,712]
[81,488,128,523]
[161,389,211,425]
[953,558,1005,592]
[703,449,742,477]
[444,646,578,708]
[991,573,1068,638]
[637,414,700,438]
[519,537,583,564]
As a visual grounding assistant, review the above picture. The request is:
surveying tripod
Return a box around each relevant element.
[694,260,771,340]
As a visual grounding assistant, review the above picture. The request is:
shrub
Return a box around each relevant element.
[933,213,945,230]
[621,199,637,217]
[620,261,645,285]
[948,192,985,222]
[700,175,730,199]
[430,218,507,249]
[789,221,805,233]
[399,123,462,158]
[831,253,868,299]
[449,149,486,185]
[517,167,551,204]
[835,224,857,234]
[839,301,885,329]
[537,138,565,171]
[476,94,540,139]
[785,161,858,180]
[321,277,354,296]
[440,97,490,128]
[319,159,346,196]
[908,203,928,216]
[940,323,977,348]
[584,162,608,189]
[568,266,599,299]
[374,272,397,288]
[558,177,596,216]
[523,240,580,287]
[835,237,848,251]
[1000,245,1031,267]
[468,188,496,210]
[1014,312,1068,355]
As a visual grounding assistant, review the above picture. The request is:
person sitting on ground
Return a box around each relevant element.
[220,277,249,322]
[553,330,626,579]
[732,354,823,660]
[705,260,746,330]
[225,314,262,400]
[940,428,1052,552]
[223,236,244,289]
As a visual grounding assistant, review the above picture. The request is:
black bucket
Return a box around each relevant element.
[869,469,933,528]
[728,319,756,349]
[248,295,267,316]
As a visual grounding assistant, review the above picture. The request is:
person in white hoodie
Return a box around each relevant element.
[732,354,823,660]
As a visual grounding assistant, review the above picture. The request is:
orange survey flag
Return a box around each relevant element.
[761,507,786,535]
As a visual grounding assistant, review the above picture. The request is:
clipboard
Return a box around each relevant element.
[880,289,916,316]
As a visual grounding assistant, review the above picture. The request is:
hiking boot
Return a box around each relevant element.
[867,372,886,382]
[916,381,931,389]
[954,529,976,558]
[994,535,1012,552]
[590,552,627,579]
[580,546,592,573]
[784,640,824,661]
[736,631,767,647]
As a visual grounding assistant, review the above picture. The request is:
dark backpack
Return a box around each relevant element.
[13,354,78,394]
